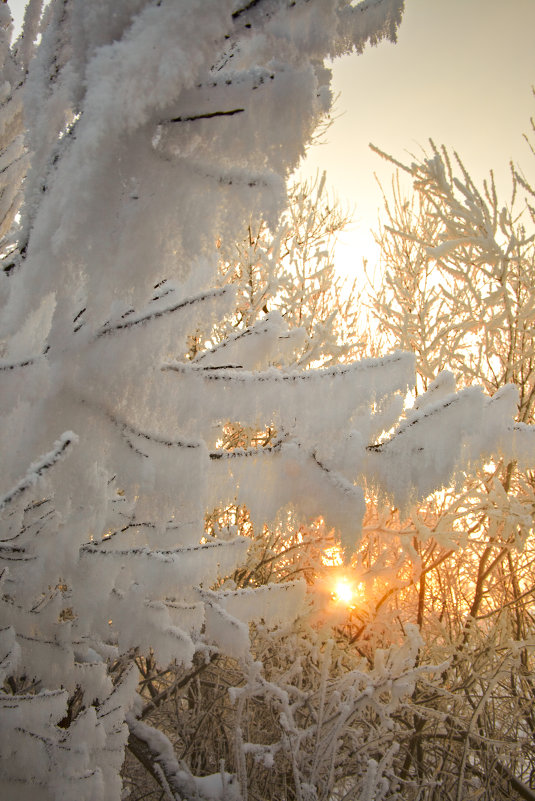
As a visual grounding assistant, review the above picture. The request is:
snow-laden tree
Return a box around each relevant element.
[356,142,535,800]
[1,2,534,800]
[125,182,379,801]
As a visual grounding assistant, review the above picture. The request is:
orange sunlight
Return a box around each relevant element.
[332,577,355,605]
[329,572,366,610]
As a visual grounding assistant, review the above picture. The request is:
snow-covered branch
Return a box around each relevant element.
[0,432,77,511]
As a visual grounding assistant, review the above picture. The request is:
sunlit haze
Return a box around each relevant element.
[299,0,535,280]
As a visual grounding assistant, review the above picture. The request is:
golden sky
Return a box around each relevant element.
[300,0,535,277]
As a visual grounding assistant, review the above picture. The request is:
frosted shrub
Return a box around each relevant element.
[357,142,535,798]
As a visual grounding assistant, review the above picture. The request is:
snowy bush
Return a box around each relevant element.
[0,2,533,799]
[353,142,535,798]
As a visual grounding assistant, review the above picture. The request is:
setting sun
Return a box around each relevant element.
[332,578,355,605]
[331,576,366,609]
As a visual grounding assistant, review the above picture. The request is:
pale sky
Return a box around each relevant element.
[7,0,535,279]
[300,0,535,277]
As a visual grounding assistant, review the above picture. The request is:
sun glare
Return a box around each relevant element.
[332,578,355,605]
[332,576,366,608]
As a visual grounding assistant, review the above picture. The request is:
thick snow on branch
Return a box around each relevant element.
[363,384,535,508]
[163,351,415,444]
[0,431,77,510]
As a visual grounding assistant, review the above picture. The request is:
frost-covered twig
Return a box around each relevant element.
[163,351,413,383]
[0,354,40,371]
[0,433,77,511]
[96,286,232,337]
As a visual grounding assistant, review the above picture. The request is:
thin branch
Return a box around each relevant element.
[165,109,244,123]
[96,286,232,337]
[0,433,77,511]
[0,355,40,371]
[163,351,412,384]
